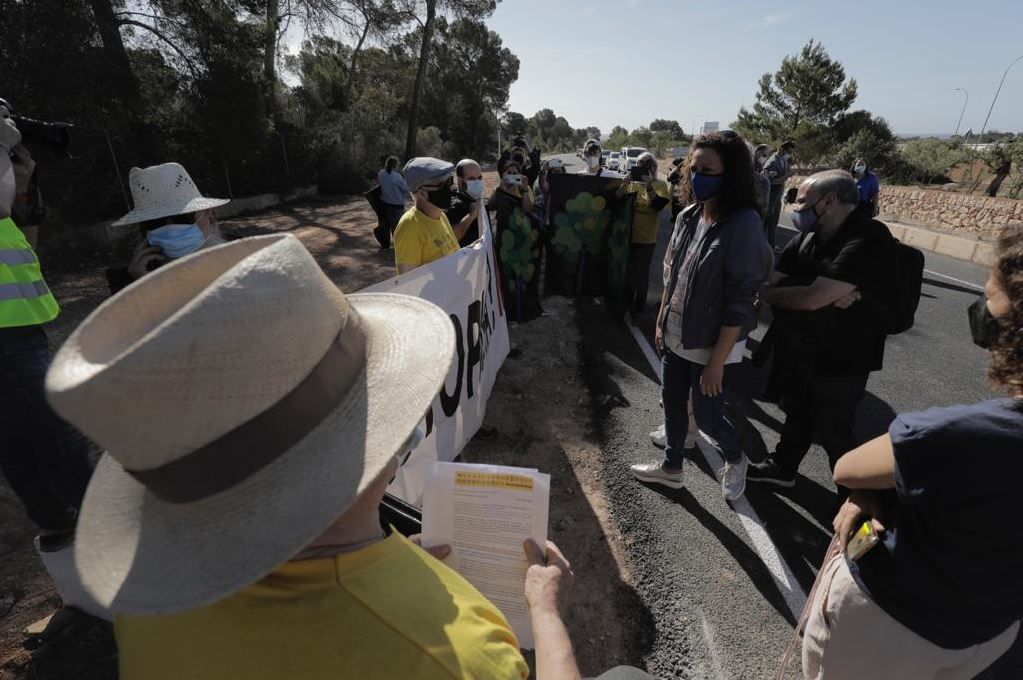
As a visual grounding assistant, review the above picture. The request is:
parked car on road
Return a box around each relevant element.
[620,146,648,172]
[601,150,610,166]
[607,152,621,171]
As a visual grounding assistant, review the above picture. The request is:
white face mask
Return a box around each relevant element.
[854,164,866,175]
[585,155,600,170]
[465,178,484,199]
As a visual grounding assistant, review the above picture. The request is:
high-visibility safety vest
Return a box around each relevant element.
[0,217,59,328]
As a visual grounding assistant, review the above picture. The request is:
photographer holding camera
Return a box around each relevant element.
[616,151,670,316]
[488,158,535,215]
[498,135,541,186]
[0,106,93,551]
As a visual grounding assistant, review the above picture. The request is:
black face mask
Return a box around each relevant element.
[427,184,453,210]
[968,294,1001,349]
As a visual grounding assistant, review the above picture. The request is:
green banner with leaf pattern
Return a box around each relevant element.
[491,190,544,322]
[545,174,635,309]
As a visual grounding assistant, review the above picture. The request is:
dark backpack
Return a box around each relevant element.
[888,240,924,334]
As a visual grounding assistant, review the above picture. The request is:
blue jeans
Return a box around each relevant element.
[662,350,743,468]
[0,326,93,530]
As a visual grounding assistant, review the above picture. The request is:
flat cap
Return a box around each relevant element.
[402,157,454,192]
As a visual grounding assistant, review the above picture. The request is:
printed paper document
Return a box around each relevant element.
[421,462,550,649]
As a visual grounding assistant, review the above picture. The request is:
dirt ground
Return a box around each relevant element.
[0,183,651,678]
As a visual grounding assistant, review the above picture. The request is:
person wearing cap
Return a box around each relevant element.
[394,156,461,274]
[44,233,639,680]
[579,139,623,179]
[0,105,93,551]
[105,162,231,294]
[447,158,484,248]
[615,151,670,315]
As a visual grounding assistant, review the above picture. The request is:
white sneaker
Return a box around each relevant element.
[650,425,699,450]
[631,461,685,489]
[720,456,748,501]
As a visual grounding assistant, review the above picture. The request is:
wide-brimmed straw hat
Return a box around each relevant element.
[45,234,454,615]
[113,162,230,226]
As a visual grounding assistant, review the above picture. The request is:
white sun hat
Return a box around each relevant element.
[45,233,455,615]
[113,162,230,226]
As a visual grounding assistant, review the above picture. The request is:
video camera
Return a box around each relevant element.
[0,98,73,155]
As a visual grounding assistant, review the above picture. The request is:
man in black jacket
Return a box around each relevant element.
[447,158,483,248]
[749,170,897,490]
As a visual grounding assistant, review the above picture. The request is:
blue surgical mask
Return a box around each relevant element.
[791,199,823,233]
[465,179,484,200]
[147,223,207,259]
[690,172,723,202]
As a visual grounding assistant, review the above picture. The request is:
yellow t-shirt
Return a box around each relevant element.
[115,533,529,680]
[394,207,460,269]
[492,185,535,203]
[625,179,670,245]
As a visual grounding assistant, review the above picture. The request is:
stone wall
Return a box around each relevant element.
[787,175,1023,236]
[878,186,1023,235]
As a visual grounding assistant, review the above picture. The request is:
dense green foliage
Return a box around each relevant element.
[0,0,517,219]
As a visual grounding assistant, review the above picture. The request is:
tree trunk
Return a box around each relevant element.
[404,0,437,160]
[986,160,1012,197]
[264,0,280,123]
[342,20,373,111]
[89,0,143,116]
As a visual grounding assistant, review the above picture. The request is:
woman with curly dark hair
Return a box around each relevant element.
[630,131,772,501]
[801,224,1023,679]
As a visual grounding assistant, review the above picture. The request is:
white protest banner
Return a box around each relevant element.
[363,209,510,506]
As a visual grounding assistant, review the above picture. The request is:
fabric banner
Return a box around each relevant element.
[544,174,635,310]
[491,190,544,322]
[362,209,510,506]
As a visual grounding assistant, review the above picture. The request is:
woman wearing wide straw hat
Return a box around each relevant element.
[105,162,230,294]
[45,234,597,679]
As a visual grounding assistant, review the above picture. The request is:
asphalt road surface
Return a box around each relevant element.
[545,153,1018,678]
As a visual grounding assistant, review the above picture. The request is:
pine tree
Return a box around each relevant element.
[734,40,857,154]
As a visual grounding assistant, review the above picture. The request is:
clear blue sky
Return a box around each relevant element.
[486,0,1023,137]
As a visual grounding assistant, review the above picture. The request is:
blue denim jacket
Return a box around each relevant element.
[660,205,772,350]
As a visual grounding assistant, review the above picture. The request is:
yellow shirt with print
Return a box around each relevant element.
[394,206,460,269]
[625,178,670,245]
[116,533,530,680]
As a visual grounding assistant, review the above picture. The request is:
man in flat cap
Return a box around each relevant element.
[394,157,460,274]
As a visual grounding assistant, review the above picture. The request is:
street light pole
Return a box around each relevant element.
[978,55,1023,142]
[953,88,968,137]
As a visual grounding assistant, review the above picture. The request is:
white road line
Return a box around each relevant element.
[626,318,662,378]
[922,269,985,292]
[625,315,807,622]
[698,610,728,679]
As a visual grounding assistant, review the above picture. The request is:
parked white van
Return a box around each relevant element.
[620,146,648,172]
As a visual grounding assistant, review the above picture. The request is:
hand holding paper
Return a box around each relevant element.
[421,462,550,649]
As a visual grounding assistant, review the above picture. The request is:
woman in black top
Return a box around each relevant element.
[804,224,1023,678]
